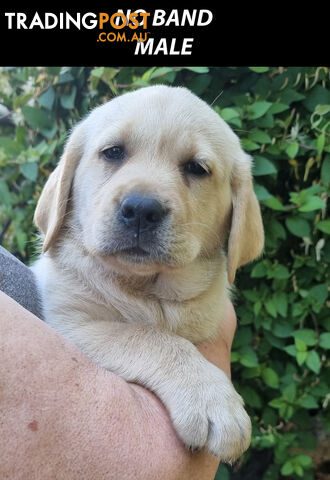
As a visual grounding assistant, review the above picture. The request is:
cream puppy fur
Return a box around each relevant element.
[32,85,264,462]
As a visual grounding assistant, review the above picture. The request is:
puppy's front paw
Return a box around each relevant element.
[164,363,251,463]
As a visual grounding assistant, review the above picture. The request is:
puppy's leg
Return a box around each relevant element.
[56,317,251,463]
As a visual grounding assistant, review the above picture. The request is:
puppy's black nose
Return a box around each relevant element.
[119,194,168,231]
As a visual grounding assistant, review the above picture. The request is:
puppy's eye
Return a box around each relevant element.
[182,161,210,177]
[102,146,125,162]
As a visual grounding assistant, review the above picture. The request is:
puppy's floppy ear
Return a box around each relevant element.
[34,121,85,253]
[227,152,264,284]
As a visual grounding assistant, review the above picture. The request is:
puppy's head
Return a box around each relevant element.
[34,86,264,282]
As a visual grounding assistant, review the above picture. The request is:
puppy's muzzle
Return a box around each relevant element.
[119,193,169,235]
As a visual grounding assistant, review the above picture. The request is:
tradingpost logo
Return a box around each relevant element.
[3,9,214,55]
[98,10,150,45]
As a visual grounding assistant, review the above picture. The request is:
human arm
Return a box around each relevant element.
[0,290,236,480]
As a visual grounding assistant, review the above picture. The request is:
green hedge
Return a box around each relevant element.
[0,66,329,479]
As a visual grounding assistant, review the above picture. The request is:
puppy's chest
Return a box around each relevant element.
[43,258,225,344]
[158,298,222,343]
[103,287,223,344]
[82,266,227,343]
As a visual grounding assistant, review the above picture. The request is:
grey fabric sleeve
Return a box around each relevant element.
[0,245,43,319]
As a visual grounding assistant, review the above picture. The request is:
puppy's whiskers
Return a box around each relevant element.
[210,90,224,107]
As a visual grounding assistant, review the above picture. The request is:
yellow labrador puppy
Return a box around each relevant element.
[32,85,264,462]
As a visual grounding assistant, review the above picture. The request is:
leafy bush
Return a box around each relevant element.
[0,66,329,479]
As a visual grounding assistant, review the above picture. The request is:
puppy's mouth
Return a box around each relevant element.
[115,240,172,265]
[119,245,151,258]
[96,234,170,266]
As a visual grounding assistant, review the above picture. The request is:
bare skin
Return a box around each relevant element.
[0,290,237,480]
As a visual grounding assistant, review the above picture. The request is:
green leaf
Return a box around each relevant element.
[295,454,313,468]
[241,138,260,151]
[296,351,307,365]
[268,397,284,408]
[293,329,317,347]
[240,350,258,368]
[262,408,278,428]
[281,461,294,476]
[46,66,61,75]
[269,264,290,280]
[316,132,325,155]
[251,262,267,278]
[149,67,174,79]
[40,123,57,139]
[309,283,328,304]
[101,67,120,85]
[20,162,38,182]
[249,130,272,144]
[15,230,27,252]
[0,136,22,156]
[219,107,240,122]
[303,85,330,112]
[254,184,271,200]
[262,368,279,388]
[295,338,307,352]
[284,345,297,357]
[185,67,209,73]
[60,86,77,110]
[273,292,288,317]
[273,320,294,338]
[231,352,240,362]
[262,196,285,211]
[254,300,262,316]
[252,156,277,176]
[283,383,296,401]
[282,403,294,419]
[268,103,290,114]
[242,290,259,302]
[269,220,286,240]
[306,350,321,374]
[254,111,274,128]
[294,464,304,477]
[215,464,229,480]
[299,395,319,409]
[91,66,104,78]
[314,104,330,116]
[319,332,330,349]
[316,220,330,234]
[321,155,330,185]
[264,331,285,349]
[265,299,277,318]
[298,196,325,212]
[249,67,270,73]
[280,88,305,105]
[21,106,53,130]
[285,217,310,238]
[248,101,272,120]
[188,74,212,96]
[0,179,11,205]
[239,347,259,367]
[13,93,33,109]
[240,386,262,408]
[233,327,253,347]
[56,69,74,84]
[38,87,55,110]
[286,141,299,158]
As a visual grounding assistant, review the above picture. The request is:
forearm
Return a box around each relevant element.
[0,292,220,480]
